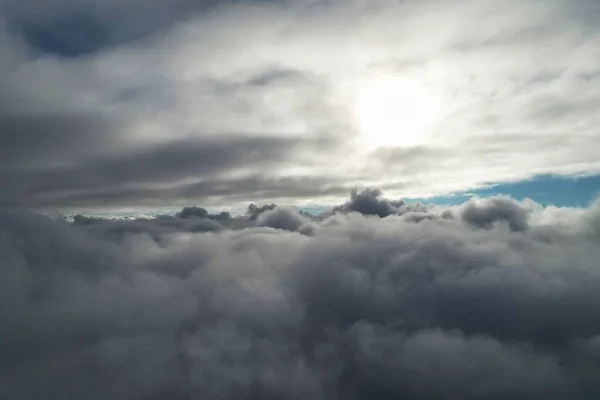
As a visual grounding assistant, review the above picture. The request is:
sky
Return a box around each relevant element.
[3,1,600,399]
[411,174,600,207]
[0,0,599,211]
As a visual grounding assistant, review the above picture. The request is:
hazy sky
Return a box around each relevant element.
[1,0,599,210]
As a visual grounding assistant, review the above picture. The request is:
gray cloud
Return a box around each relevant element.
[0,135,315,208]
[2,0,240,57]
[255,206,310,231]
[176,206,231,222]
[2,192,600,399]
[332,187,405,218]
[0,111,118,168]
[0,173,353,210]
[246,203,277,222]
[459,196,530,232]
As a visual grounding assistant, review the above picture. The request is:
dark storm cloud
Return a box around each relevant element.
[2,191,600,399]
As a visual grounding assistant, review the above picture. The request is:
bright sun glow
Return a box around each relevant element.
[350,76,440,148]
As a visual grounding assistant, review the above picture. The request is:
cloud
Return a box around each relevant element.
[175,207,231,223]
[2,191,600,398]
[0,135,312,208]
[255,206,310,231]
[175,206,211,219]
[333,187,405,218]
[1,0,235,57]
[459,196,530,231]
[247,203,278,220]
[0,0,599,208]
[73,214,225,242]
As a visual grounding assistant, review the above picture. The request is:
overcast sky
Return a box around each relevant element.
[1,0,599,211]
[3,2,600,397]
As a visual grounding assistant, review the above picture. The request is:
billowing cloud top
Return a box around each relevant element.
[1,0,599,209]
[2,189,600,399]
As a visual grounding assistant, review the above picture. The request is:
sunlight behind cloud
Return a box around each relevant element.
[349,75,441,148]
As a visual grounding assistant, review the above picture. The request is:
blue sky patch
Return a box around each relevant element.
[410,174,600,207]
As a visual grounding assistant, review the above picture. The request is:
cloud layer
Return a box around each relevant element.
[1,0,599,208]
[2,190,600,399]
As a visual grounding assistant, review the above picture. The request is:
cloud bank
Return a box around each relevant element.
[2,190,600,399]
